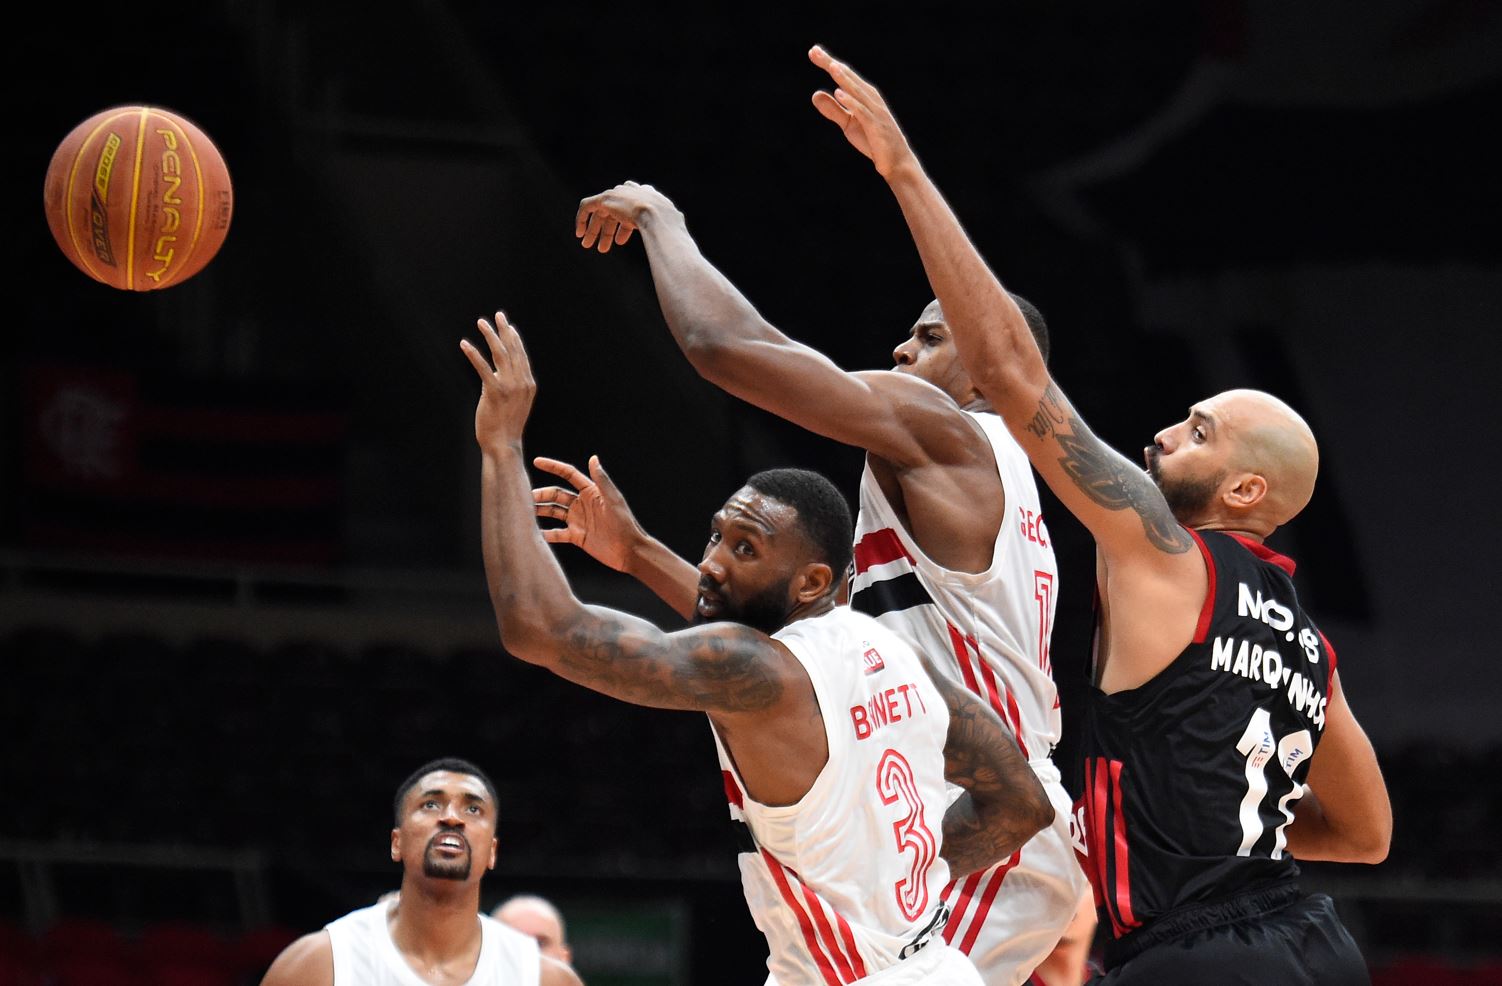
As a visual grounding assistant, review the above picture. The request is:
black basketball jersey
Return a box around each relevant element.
[1073,529,1337,942]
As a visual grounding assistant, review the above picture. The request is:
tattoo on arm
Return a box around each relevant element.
[1026,383,1193,554]
[553,609,787,714]
[927,660,1051,878]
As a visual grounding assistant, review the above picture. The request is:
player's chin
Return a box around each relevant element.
[421,856,472,881]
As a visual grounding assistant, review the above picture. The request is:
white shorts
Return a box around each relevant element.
[940,765,1090,986]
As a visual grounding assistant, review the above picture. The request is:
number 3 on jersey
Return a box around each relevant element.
[876,749,937,920]
[1234,708,1313,859]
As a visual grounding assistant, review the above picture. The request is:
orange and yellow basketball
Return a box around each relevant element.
[42,105,233,291]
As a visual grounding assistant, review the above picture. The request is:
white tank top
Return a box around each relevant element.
[712,606,956,986]
[325,900,540,986]
[851,410,1061,761]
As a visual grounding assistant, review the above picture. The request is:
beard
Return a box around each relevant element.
[692,577,794,636]
[421,834,472,881]
[1147,448,1223,519]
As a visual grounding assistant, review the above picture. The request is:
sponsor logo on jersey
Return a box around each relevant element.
[861,643,885,675]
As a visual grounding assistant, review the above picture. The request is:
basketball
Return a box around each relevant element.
[42,104,233,291]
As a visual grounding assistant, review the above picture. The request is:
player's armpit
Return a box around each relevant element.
[923,656,1052,877]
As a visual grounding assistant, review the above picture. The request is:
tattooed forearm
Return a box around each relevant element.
[1024,383,1069,439]
[554,612,785,714]
[929,663,1053,877]
[1025,383,1193,554]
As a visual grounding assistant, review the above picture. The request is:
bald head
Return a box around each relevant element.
[1208,389,1319,528]
[492,893,571,963]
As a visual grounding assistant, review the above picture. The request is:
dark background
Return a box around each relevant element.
[4,2,1500,983]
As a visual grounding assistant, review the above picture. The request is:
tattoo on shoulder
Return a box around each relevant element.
[1026,384,1192,554]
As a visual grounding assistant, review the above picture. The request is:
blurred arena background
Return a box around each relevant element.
[4,2,1500,983]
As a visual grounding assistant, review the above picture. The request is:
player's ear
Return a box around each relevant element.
[391,828,401,863]
[487,837,498,871]
[1225,473,1268,510]
[794,562,835,604]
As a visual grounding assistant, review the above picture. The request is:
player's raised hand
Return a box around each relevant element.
[808,45,916,179]
[532,454,646,572]
[460,310,536,451]
[575,181,682,253]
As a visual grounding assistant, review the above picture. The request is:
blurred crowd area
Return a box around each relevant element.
[3,622,1500,983]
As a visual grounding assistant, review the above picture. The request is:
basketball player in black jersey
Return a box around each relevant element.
[804,46,1391,985]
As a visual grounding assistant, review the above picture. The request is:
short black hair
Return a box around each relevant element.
[393,757,499,825]
[744,468,854,582]
[928,294,1050,366]
[1007,292,1051,366]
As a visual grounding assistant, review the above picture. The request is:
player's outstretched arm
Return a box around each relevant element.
[575,182,968,469]
[532,454,699,620]
[463,312,806,716]
[258,931,333,986]
[1283,672,1392,864]
[808,47,1199,569]
[921,655,1053,877]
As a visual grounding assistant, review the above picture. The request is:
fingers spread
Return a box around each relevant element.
[459,337,493,378]
[534,456,592,489]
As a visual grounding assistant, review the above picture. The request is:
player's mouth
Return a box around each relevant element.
[696,580,725,618]
[429,832,469,856]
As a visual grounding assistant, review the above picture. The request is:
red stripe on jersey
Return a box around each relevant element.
[722,770,744,810]
[833,910,868,979]
[854,527,913,574]
[798,881,860,983]
[947,623,983,696]
[1002,685,1030,760]
[941,870,985,944]
[955,851,1021,955]
[1229,532,1297,576]
[1109,760,1140,930]
[1087,759,1123,937]
[1187,527,1217,644]
[957,631,1031,757]
[760,849,843,986]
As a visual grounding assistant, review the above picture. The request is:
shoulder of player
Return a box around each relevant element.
[259,929,332,986]
[540,955,585,986]
[853,370,996,469]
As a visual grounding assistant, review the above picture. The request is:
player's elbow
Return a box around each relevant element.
[1349,816,1392,865]
[677,322,733,372]
[1021,782,1055,838]
[495,608,567,668]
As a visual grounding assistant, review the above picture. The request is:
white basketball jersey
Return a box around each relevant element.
[851,410,1060,762]
[325,900,540,986]
[713,606,961,986]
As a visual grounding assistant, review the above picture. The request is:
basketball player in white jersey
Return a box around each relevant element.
[557,195,1087,985]
[459,311,1053,985]
[260,757,582,986]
